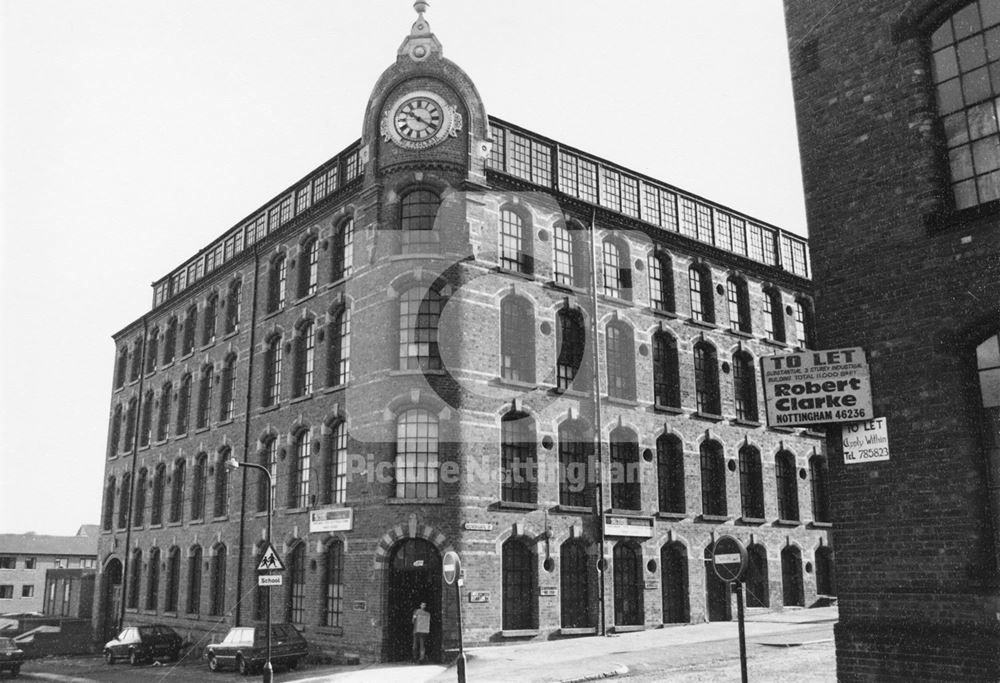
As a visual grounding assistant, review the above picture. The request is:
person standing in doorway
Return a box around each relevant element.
[412,601,430,663]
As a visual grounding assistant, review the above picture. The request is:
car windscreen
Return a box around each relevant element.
[222,628,254,644]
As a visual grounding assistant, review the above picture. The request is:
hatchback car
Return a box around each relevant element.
[103,625,184,665]
[205,624,307,675]
[0,637,24,677]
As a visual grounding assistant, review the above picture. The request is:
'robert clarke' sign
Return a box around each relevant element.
[761,348,872,427]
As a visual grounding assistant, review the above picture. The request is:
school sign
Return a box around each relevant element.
[761,347,873,427]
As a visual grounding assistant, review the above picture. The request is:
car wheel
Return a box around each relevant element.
[104,650,115,665]
[208,654,220,672]
[11,664,21,678]
[237,654,249,676]
[129,650,140,666]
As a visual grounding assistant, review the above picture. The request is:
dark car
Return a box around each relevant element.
[0,638,24,678]
[103,625,184,665]
[206,624,307,675]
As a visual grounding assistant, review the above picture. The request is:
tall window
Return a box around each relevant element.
[648,252,675,312]
[293,320,315,397]
[738,446,765,519]
[606,321,636,400]
[102,477,115,531]
[108,405,122,458]
[165,547,181,612]
[661,543,690,624]
[163,317,177,365]
[499,208,532,273]
[117,473,130,529]
[931,1,1000,208]
[129,338,142,382]
[123,398,137,451]
[182,306,197,356]
[560,541,592,628]
[609,428,640,510]
[169,459,185,524]
[191,453,207,521]
[694,342,721,415]
[776,450,800,521]
[501,411,537,504]
[400,190,440,253]
[145,547,160,610]
[258,437,277,513]
[733,351,759,422]
[289,430,311,508]
[764,289,786,343]
[286,542,306,623]
[263,336,282,407]
[700,440,726,517]
[502,538,536,630]
[552,222,576,286]
[127,549,141,609]
[156,382,172,441]
[602,240,631,299]
[219,355,236,421]
[133,468,147,527]
[202,293,217,346]
[267,254,287,312]
[726,276,751,333]
[224,280,241,335]
[612,542,643,626]
[327,307,350,388]
[558,420,593,508]
[746,544,770,608]
[810,456,831,523]
[145,329,158,374]
[794,299,816,348]
[331,218,354,281]
[297,237,320,300]
[556,307,587,391]
[214,451,230,517]
[322,541,344,628]
[656,434,685,514]
[652,331,680,408]
[209,544,226,616]
[781,546,804,607]
[399,287,442,370]
[323,421,348,506]
[187,546,202,614]
[196,364,213,429]
[688,265,715,324]
[500,295,535,383]
[395,409,439,499]
[115,347,128,389]
[151,463,166,525]
[139,390,154,447]
[815,546,836,596]
[176,373,191,435]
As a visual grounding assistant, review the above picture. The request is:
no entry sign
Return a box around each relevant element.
[712,536,748,582]
[443,551,461,585]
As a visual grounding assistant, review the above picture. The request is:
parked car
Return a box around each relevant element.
[0,637,24,678]
[103,625,184,665]
[205,624,307,675]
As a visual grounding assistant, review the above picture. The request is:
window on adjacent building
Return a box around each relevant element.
[400,190,440,254]
[0,586,12,600]
[169,459,185,524]
[726,276,751,333]
[776,450,800,521]
[0,558,13,570]
[556,307,588,392]
[139,390,154,447]
[182,306,197,356]
[810,455,831,523]
[500,295,535,383]
[502,538,537,630]
[176,373,192,435]
[394,409,439,499]
[151,463,166,525]
[196,364,213,429]
[733,351,759,422]
[656,434,685,514]
[145,329,158,375]
[224,280,241,335]
[191,453,207,521]
[700,440,727,517]
[267,254,287,313]
[601,240,632,299]
[399,287,442,370]
[219,355,236,421]
[322,421,348,506]
[688,264,715,324]
[288,431,311,509]
[163,316,177,365]
[213,450,229,518]
[501,410,537,504]
[202,293,218,346]
[739,445,765,519]
[22,585,34,598]
[499,208,533,274]
[321,541,344,628]
[694,342,721,415]
[297,237,320,299]
[652,331,681,409]
[606,321,636,400]
[209,544,226,616]
[145,547,160,611]
[263,336,283,407]
[187,546,202,614]
[133,468,147,527]
[292,320,315,397]
[609,428,640,510]
[648,252,675,312]
[24,558,35,570]
[286,542,306,624]
[331,218,354,282]
[327,306,350,388]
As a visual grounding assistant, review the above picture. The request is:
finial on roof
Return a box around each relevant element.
[414,1,429,17]
[399,0,441,61]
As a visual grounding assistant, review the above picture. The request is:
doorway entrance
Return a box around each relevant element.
[100,558,123,641]
[385,538,442,662]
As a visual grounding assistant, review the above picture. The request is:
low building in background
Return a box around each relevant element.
[0,526,98,616]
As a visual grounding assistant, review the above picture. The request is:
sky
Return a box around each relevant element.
[0,0,807,535]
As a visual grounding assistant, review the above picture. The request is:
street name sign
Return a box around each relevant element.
[712,536,748,582]
[256,544,285,572]
[258,574,283,587]
[761,347,873,427]
[842,417,890,464]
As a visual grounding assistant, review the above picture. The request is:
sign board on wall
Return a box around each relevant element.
[603,515,654,538]
[309,507,353,533]
[761,348,873,427]
[469,591,490,603]
[842,418,890,463]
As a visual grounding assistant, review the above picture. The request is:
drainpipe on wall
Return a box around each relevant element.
[586,207,607,636]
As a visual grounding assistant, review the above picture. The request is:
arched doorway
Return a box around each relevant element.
[612,541,643,626]
[660,543,689,624]
[781,546,805,607]
[385,539,442,662]
[100,558,123,641]
[745,544,770,608]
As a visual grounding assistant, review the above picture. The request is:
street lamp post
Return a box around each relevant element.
[226,456,273,683]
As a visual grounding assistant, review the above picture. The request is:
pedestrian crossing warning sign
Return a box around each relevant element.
[257,544,285,572]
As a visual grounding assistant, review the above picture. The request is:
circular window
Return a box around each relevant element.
[638,344,649,357]
[538,229,549,242]
[634,259,644,272]
[716,284,726,295]
[727,459,737,472]
[642,448,654,463]
[541,435,554,450]
[540,321,552,336]
[543,557,555,573]
[805,561,814,574]
[646,559,657,573]
[721,361,731,374]
[799,468,808,480]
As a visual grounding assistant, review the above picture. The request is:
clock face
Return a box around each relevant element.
[381,89,461,150]
[394,97,443,142]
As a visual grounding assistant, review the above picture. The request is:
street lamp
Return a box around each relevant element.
[225,456,274,683]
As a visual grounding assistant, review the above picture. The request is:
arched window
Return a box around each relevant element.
[102,477,115,531]
[815,546,836,596]
[133,468,147,527]
[321,541,344,628]
[609,427,640,510]
[126,549,141,609]
[764,288,786,343]
[297,237,319,300]
[182,306,197,356]
[219,354,236,421]
[652,331,680,409]
[258,437,277,513]
[165,546,181,613]
[163,317,178,365]
[145,547,160,610]
[267,254,287,313]
[209,544,226,616]
[196,364,213,430]
[700,440,726,517]
[191,453,207,521]
[606,321,636,400]
[656,434,685,514]
[602,240,631,299]
[746,544,770,608]
[499,208,533,274]
[399,286,442,370]
[501,410,537,504]
[739,445,765,519]
[123,397,137,451]
[560,541,593,628]
[648,252,675,312]
[693,342,721,415]
[176,373,191,435]
[612,541,643,626]
[809,455,831,523]
[115,347,128,389]
[213,450,229,518]
[794,298,816,348]
[733,351,759,422]
[660,543,689,624]
[187,546,202,614]
[202,293,218,346]
[129,338,142,382]
[931,2,1000,208]
[151,463,166,526]
[688,264,715,323]
[327,306,350,388]
[117,473,130,530]
[288,430,311,509]
[781,546,804,607]
[323,421,348,506]
[224,280,241,335]
[145,329,159,374]
[726,276,751,333]
[556,307,587,391]
[500,295,535,383]
[502,538,537,630]
[169,458,185,524]
[776,451,800,521]
[286,542,306,623]
[139,390,154,447]
[394,410,439,499]
[400,190,441,253]
[331,218,354,282]
[108,404,123,458]
[292,320,315,398]
[262,336,282,407]
[558,420,593,508]
[156,382,172,441]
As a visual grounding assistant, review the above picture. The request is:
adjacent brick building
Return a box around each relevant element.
[785,0,1000,679]
[0,527,98,615]
[96,5,830,662]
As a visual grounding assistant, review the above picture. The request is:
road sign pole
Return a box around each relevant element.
[735,580,747,683]
[455,577,466,683]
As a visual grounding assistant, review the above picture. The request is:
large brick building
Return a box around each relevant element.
[785,0,1000,679]
[96,4,830,662]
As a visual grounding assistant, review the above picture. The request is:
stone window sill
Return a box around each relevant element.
[731,418,761,428]
[496,501,539,511]
[560,627,597,636]
[697,514,729,523]
[613,624,644,633]
[737,517,766,526]
[762,338,787,348]
[653,404,683,415]
[389,369,447,377]
[492,265,536,281]
[552,505,592,515]
[809,521,833,529]
[598,294,634,307]
[728,329,754,339]
[605,396,639,407]
[656,511,686,521]
[548,386,589,398]
[500,629,539,638]
[386,498,446,505]
[685,318,717,330]
[692,411,724,422]
[316,626,344,637]
[647,307,678,319]
[493,377,537,391]
[775,519,801,527]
